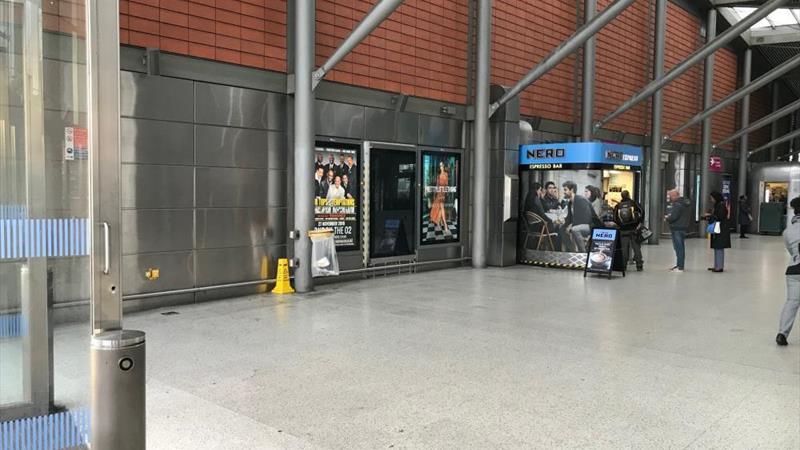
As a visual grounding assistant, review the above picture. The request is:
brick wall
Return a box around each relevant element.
[120,0,287,72]
[43,0,86,37]
[316,0,469,104]
[748,86,772,150]
[491,0,578,123]
[712,48,739,151]
[662,2,703,145]
[593,0,652,136]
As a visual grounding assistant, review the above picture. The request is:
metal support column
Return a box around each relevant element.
[648,0,667,245]
[490,0,636,115]
[293,0,315,291]
[738,48,751,203]
[472,0,491,268]
[581,0,596,141]
[770,83,780,161]
[699,9,716,236]
[596,0,787,129]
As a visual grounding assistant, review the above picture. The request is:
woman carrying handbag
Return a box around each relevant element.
[705,192,731,273]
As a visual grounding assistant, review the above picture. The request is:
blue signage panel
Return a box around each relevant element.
[519,142,643,168]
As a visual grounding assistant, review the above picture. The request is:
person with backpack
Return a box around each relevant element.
[613,190,644,271]
[777,197,800,346]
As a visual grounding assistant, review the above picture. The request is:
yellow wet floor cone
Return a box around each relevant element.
[272,258,294,294]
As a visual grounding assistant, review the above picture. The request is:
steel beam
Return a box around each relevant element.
[581,0,597,141]
[750,127,800,157]
[715,97,800,147]
[666,51,800,140]
[699,9,716,237]
[293,0,315,292]
[648,0,667,245]
[311,0,403,90]
[472,0,492,268]
[596,0,788,129]
[489,0,637,116]
[770,83,780,161]
[738,48,751,204]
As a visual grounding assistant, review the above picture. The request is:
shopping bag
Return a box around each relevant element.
[309,229,340,277]
[706,221,716,234]
[713,221,721,234]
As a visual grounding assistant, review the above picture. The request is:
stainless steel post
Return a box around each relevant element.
[699,9,716,236]
[770,83,780,161]
[90,330,146,450]
[648,0,666,245]
[738,48,751,201]
[472,0,491,268]
[293,0,315,291]
[581,0,596,141]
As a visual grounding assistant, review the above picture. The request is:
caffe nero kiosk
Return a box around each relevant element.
[518,142,643,269]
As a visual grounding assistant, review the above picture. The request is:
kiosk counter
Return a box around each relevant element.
[518,142,643,269]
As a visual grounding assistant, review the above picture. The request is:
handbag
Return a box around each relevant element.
[637,226,653,243]
[706,221,721,234]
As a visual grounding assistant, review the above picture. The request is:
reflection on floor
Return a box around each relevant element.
[49,235,799,449]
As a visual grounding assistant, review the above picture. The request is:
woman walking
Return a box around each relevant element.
[777,197,800,346]
[707,192,731,273]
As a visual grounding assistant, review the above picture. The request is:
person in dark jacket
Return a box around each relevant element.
[561,181,595,252]
[666,189,691,272]
[706,191,731,272]
[777,197,800,346]
[739,195,752,238]
[613,190,644,271]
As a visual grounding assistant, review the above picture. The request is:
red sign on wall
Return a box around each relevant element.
[709,156,723,173]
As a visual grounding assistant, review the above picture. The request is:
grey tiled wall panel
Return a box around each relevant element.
[194,82,285,130]
[122,251,195,295]
[195,167,267,208]
[196,208,269,249]
[120,72,194,122]
[195,125,268,168]
[121,164,194,209]
[121,118,194,165]
[195,246,273,286]
[122,209,195,255]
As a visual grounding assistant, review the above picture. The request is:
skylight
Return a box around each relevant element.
[726,7,800,31]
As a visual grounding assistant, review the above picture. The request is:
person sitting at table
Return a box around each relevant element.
[523,182,560,250]
[560,181,595,253]
[542,181,564,212]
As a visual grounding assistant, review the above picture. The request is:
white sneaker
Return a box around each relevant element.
[669,267,684,273]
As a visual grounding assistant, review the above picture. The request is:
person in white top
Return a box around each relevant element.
[777,196,800,346]
[326,176,346,202]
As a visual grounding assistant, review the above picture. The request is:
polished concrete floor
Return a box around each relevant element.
[51,235,799,449]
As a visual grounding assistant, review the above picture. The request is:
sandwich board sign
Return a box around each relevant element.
[584,228,625,278]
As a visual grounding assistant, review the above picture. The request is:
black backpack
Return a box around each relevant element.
[617,201,641,226]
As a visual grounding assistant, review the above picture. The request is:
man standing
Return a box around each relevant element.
[562,181,594,252]
[614,190,644,271]
[739,195,752,239]
[666,189,691,273]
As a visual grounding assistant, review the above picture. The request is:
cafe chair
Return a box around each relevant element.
[524,212,556,251]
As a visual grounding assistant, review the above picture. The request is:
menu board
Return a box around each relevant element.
[314,146,359,250]
[584,228,622,277]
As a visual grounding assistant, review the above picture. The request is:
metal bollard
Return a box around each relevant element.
[90,330,146,449]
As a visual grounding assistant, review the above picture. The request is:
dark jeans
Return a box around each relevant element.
[671,230,686,270]
[740,224,749,237]
[621,232,643,269]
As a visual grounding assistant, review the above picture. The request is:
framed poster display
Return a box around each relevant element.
[420,151,460,245]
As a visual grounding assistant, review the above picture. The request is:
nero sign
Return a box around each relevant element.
[584,228,626,278]
[520,142,642,170]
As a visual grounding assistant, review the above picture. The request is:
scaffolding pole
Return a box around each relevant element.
[489,0,637,116]
[595,0,787,129]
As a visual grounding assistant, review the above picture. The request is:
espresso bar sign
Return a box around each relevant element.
[526,148,566,159]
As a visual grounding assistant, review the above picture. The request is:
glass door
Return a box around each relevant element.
[1,0,91,423]
[369,148,417,259]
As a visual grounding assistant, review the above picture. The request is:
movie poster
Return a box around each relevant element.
[421,151,460,245]
[314,147,359,250]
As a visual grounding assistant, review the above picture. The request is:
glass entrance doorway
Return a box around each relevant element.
[1,0,91,423]
[369,148,417,259]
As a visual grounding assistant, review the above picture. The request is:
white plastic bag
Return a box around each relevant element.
[309,230,339,277]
